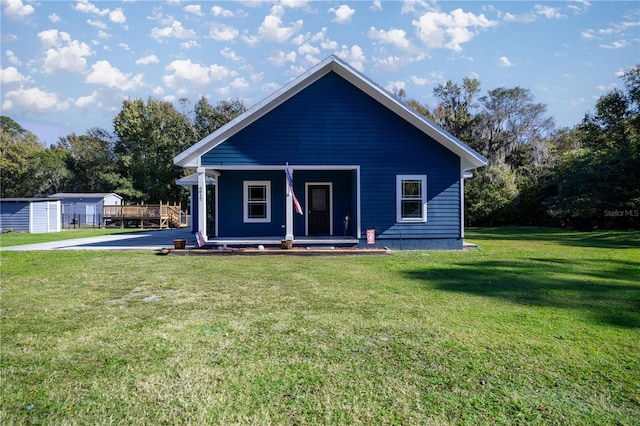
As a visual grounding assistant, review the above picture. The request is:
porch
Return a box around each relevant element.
[204,235,359,248]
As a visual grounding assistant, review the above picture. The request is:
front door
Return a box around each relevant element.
[307,184,331,235]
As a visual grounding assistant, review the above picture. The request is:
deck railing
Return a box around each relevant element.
[103,203,187,229]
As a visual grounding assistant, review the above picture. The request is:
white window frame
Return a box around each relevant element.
[243,180,271,223]
[396,175,427,223]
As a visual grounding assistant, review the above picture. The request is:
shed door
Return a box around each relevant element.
[307,184,331,235]
[86,205,95,225]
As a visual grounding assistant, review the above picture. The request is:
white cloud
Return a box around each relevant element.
[87,19,108,29]
[568,0,591,13]
[209,23,239,41]
[268,50,297,66]
[230,77,250,90]
[6,50,21,65]
[335,45,366,72]
[0,66,32,85]
[1,0,34,20]
[329,5,355,24]
[385,80,406,94]
[368,27,414,52]
[86,60,144,90]
[371,1,382,12]
[49,13,61,23]
[413,8,497,51]
[38,30,93,74]
[220,47,241,61]
[280,0,311,9]
[498,56,512,67]
[241,34,260,46]
[298,42,320,56]
[258,5,303,43]
[581,29,595,39]
[136,54,159,65]
[503,12,537,24]
[75,90,99,109]
[109,8,126,24]
[185,5,204,16]
[401,0,433,15]
[599,40,629,49]
[74,0,109,16]
[2,87,69,112]
[163,59,229,92]
[212,5,234,17]
[311,27,338,50]
[535,5,564,20]
[181,40,201,49]
[409,75,428,86]
[151,20,197,41]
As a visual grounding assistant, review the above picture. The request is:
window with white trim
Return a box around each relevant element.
[396,175,427,222]
[243,181,271,223]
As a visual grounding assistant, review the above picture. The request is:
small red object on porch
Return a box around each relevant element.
[366,229,375,245]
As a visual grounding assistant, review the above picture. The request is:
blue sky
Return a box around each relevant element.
[1,0,638,145]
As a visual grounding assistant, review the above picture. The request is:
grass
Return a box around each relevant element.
[0,228,142,247]
[1,227,639,425]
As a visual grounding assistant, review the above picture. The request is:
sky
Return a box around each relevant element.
[1,0,639,145]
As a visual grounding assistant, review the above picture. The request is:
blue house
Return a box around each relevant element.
[174,56,487,249]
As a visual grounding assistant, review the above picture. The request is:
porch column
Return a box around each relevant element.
[285,168,294,240]
[197,167,207,241]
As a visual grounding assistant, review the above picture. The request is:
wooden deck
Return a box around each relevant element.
[103,203,188,229]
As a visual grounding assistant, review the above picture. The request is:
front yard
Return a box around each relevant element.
[1,228,638,424]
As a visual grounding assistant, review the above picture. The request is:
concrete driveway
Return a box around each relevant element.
[1,229,196,251]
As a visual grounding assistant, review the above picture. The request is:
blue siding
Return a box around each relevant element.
[216,169,356,238]
[59,199,102,225]
[0,202,30,232]
[202,71,462,243]
[218,170,286,237]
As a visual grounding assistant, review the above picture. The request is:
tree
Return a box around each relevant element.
[194,97,246,140]
[32,146,70,196]
[547,65,640,228]
[57,128,120,193]
[1,116,46,197]
[477,87,554,167]
[432,78,481,145]
[113,98,198,203]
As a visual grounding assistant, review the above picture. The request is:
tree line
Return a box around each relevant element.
[1,97,245,207]
[1,66,638,229]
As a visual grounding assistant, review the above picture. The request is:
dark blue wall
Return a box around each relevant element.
[202,71,461,243]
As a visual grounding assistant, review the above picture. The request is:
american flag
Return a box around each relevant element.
[286,167,303,215]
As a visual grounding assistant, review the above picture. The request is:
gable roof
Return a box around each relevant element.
[48,193,122,200]
[174,55,487,171]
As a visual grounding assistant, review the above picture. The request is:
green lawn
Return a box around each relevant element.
[0,228,140,247]
[1,228,639,425]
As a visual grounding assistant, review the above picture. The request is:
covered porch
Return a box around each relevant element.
[192,165,361,245]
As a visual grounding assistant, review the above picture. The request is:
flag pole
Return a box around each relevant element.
[285,162,294,241]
